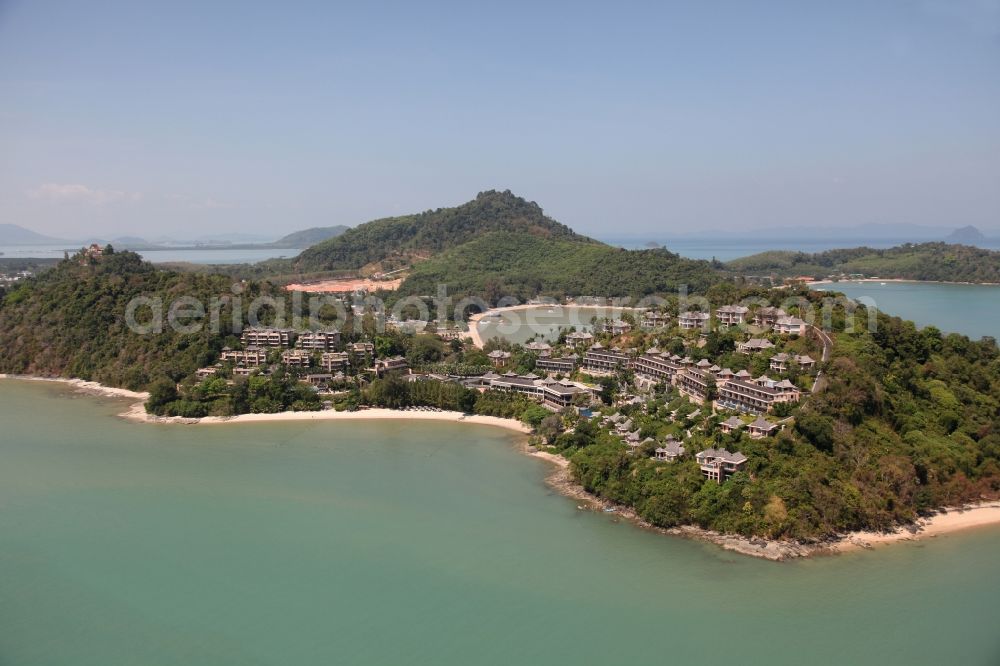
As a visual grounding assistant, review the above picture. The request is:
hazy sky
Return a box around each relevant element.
[1,0,998,240]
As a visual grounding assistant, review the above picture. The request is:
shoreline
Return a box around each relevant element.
[809,277,1000,287]
[525,445,1000,560]
[124,401,533,434]
[0,373,531,435]
[5,372,1000,560]
[0,373,149,401]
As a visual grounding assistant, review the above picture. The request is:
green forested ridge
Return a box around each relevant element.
[273,224,350,248]
[294,190,588,273]
[0,250,282,390]
[394,231,720,303]
[726,243,1000,283]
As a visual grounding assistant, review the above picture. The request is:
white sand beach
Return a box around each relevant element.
[829,502,1000,553]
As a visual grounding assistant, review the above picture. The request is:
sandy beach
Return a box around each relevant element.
[125,402,533,434]
[828,502,1000,553]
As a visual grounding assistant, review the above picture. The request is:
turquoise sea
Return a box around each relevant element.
[811,281,1000,340]
[1,380,999,665]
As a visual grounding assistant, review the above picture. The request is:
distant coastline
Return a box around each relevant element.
[810,277,1000,288]
[5,372,1000,561]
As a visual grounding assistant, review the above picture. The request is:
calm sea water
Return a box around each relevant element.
[476,306,629,345]
[811,282,1000,340]
[0,245,303,264]
[600,237,1000,261]
[1,380,999,665]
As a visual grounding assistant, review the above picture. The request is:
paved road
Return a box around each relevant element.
[808,325,834,392]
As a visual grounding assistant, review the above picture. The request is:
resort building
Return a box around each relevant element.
[653,437,685,462]
[753,307,787,328]
[715,305,750,327]
[770,352,791,373]
[434,327,466,341]
[794,354,816,370]
[281,350,312,368]
[565,331,595,346]
[488,350,513,368]
[738,338,775,354]
[295,330,341,352]
[535,354,578,374]
[241,327,295,348]
[602,319,632,336]
[641,311,671,329]
[719,415,743,434]
[678,311,711,331]
[748,417,780,439]
[349,342,375,360]
[525,341,553,355]
[696,448,749,483]
[373,356,409,376]
[582,343,631,373]
[676,367,714,404]
[195,366,220,380]
[320,352,350,373]
[220,347,268,367]
[304,373,334,387]
[474,372,592,411]
[716,376,801,414]
[774,316,807,336]
[632,348,683,386]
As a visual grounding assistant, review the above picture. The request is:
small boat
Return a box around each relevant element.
[880,282,886,286]
[603,507,616,513]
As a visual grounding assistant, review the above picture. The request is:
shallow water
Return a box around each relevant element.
[1,380,999,665]
[812,281,1000,339]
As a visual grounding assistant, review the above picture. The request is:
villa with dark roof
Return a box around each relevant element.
[715,304,749,327]
[696,448,748,483]
[678,311,711,331]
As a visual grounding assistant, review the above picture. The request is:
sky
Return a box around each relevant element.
[1,0,998,241]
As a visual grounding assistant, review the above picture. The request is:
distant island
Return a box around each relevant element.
[726,243,1000,284]
[945,225,987,245]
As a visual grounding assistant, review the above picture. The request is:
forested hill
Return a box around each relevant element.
[294,190,590,273]
[726,243,1000,283]
[394,231,721,302]
[273,224,350,248]
[292,189,723,302]
[0,249,279,391]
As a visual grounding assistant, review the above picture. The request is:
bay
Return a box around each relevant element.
[0,245,304,265]
[811,281,1000,340]
[476,305,629,345]
[1,380,999,665]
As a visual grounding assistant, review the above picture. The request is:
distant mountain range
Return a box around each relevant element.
[272,225,350,248]
[0,224,70,246]
[0,223,350,251]
[605,223,999,248]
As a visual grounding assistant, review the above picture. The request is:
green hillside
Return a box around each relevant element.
[727,243,1000,283]
[273,225,350,248]
[396,231,720,302]
[294,190,587,274]
[0,249,281,390]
